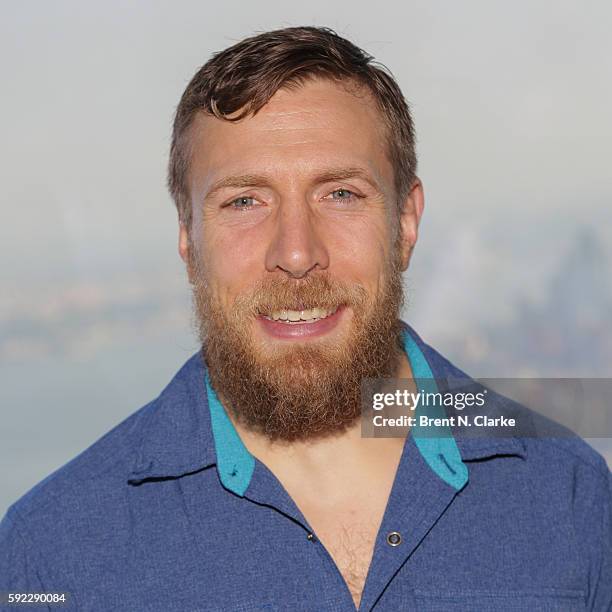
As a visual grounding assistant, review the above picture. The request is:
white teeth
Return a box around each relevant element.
[266,305,339,323]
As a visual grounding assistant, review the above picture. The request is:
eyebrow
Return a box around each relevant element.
[203,167,381,201]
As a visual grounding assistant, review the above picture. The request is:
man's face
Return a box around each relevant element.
[180,77,423,441]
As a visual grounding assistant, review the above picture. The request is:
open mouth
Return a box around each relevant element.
[261,305,340,324]
[257,304,345,339]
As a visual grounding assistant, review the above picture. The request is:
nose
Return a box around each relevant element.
[264,199,330,278]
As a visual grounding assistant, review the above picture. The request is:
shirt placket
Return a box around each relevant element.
[243,457,359,611]
[358,433,465,611]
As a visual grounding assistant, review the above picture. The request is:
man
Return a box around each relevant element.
[1,26,610,611]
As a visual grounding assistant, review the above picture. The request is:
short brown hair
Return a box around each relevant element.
[167,26,417,230]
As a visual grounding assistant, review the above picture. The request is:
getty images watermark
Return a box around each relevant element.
[369,385,512,428]
[360,377,612,439]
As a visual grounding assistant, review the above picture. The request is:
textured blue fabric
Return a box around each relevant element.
[1,321,610,611]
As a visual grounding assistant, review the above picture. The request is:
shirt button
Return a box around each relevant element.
[386,531,402,546]
[307,532,317,542]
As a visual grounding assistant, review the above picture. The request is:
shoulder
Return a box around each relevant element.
[0,350,215,592]
[406,321,611,492]
[4,350,206,538]
[0,396,156,592]
[6,397,155,528]
[526,431,609,477]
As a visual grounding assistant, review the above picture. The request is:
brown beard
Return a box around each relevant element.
[188,240,405,442]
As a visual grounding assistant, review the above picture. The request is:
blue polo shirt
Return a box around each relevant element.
[1,322,610,611]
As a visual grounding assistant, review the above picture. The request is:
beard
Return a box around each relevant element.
[188,239,405,443]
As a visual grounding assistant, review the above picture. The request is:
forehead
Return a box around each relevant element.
[187,77,393,193]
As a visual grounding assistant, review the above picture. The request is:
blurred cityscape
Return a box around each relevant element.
[428,225,612,378]
[1,216,610,514]
[2,222,610,375]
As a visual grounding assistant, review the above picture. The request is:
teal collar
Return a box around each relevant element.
[204,369,255,496]
[403,331,469,490]
[204,327,469,496]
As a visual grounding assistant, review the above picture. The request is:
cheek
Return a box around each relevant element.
[325,217,390,286]
[203,226,266,304]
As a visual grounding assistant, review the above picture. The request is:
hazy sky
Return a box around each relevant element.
[1,1,611,513]
[2,1,611,282]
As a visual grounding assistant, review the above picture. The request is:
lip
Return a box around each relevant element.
[257,305,346,339]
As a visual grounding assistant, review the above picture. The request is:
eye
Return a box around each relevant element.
[329,188,357,201]
[323,188,362,205]
[227,196,258,209]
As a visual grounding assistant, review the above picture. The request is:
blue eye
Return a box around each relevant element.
[330,188,356,200]
[230,196,256,209]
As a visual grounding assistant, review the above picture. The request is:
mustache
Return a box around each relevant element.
[233,273,368,316]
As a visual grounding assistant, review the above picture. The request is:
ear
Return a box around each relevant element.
[178,222,196,284]
[398,178,425,271]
